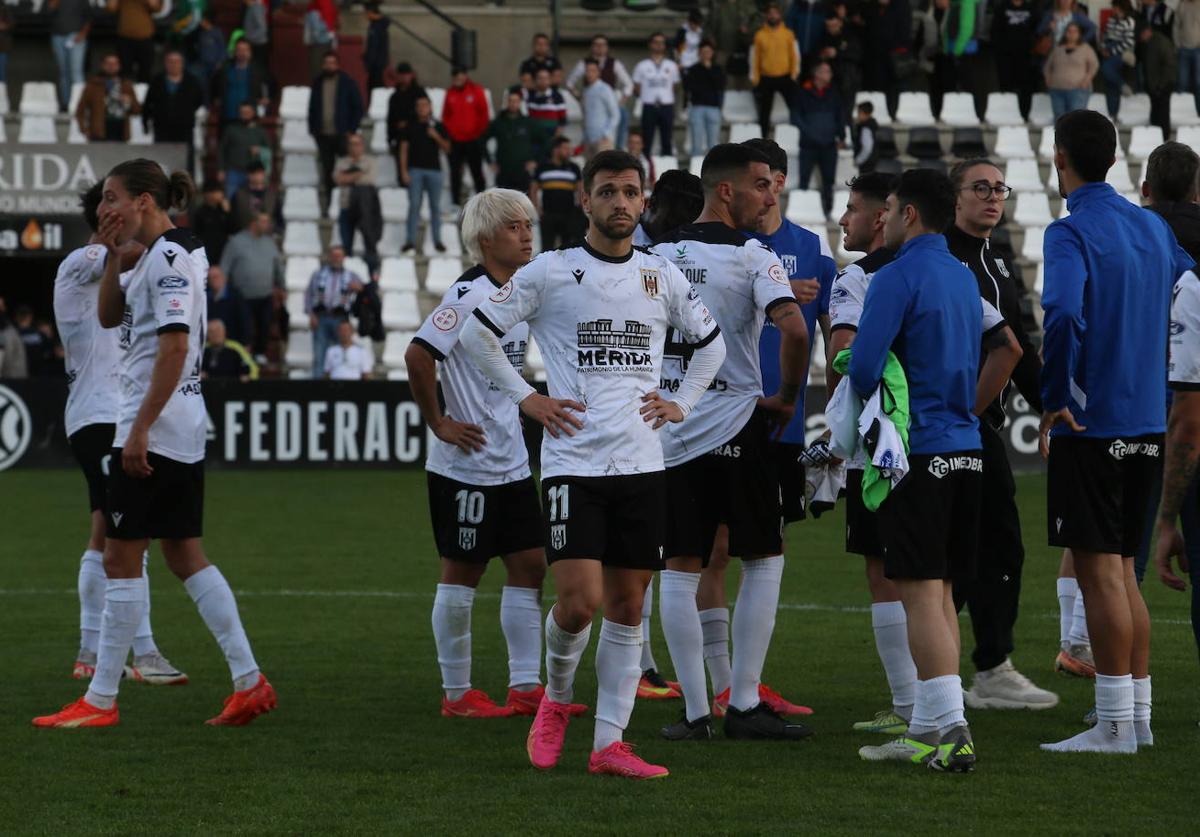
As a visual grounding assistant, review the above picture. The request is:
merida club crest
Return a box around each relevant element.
[641,268,660,298]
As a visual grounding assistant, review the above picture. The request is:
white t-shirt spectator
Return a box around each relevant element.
[632,58,680,105]
[324,342,373,380]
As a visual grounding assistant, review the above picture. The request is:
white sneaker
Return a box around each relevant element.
[966,658,1059,710]
[124,652,189,686]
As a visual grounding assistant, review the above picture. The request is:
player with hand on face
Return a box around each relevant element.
[34,160,274,730]
[406,189,586,720]
[459,151,726,779]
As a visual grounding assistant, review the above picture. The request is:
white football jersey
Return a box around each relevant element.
[830,247,1005,335]
[652,224,797,466]
[1170,270,1200,387]
[115,228,209,464]
[472,242,717,479]
[413,265,532,486]
[54,244,122,438]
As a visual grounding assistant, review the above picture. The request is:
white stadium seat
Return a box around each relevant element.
[689,155,704,177]
[68,118,87,144]
[383,331,415,370]
[1172,93,1200,126]
[376,153,398,185]
[285,257,320,292]
[895,92,935,126]
[1038,128,1056,160]
[283,222,322,256]
[285,338,314,370]
[1058,199,1071,219]
[1126,125,1164,162]
[784,190,826,224]
[133,82,148,103]
[1087,93,1107,114]
[1034,261,1045,295]
[773,123,800,150]
[721,90,757,124]
[279,86,310,120]
[0,120,5,143]
[939,92,977,127]
[282,187,322,222]
[379,187,411,223]
[427,87,447,119]
[285,292,310,330]
[652,155,680,176]
[1021,226,1045,264]
[1118,93,1151,127]
[379,257,418,292]
[855,91,891,125]
[67,81,85,114]
[382,290,421,330]
[1177,125,1200,152]
[18,116,57,143]
[563,89,583,123]
[423,223,462,257]
[993,126,1034,159]
[0,86,9,114]
[368,87,391,121]
[728,123,761,143]
[424,257,464,296]
[1004,158,1044,193]
[1121,191,1142,206]
[370,118,390,154]
[344,256,371,282]
[1106,162,1134,192]
[985,92,1023,126]
[378,223,406,256]
[282,154,319,188]
[19,82,58,115]
[1013,192,1053,227]
[831,190,851,219]
[281,120,317,153]
[1028,93,1055,127]
[326,188,342,221]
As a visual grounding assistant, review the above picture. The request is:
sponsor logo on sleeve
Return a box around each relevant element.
[490,281,514,303]
[768,264,789,285]
[84,245,103,261]
[432,307,459,331]
[157,275,189,289]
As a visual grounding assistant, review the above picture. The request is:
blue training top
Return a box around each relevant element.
[1041,182,1195,438]
[750,220,837,444]
[848,233,982,455]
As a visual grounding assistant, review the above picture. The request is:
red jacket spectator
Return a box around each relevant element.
[307,0,338,35]
[441,76,490,142]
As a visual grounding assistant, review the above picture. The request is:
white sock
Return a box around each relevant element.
[907,680,937,736]
[184,565,260,690]
[871,601,917,721]
[925,674,966,734]
[593,619,642,751]
[659,570,709,721]
[545,606,592,704]
[84,578,145,709]
[1134,676,1153,745]
[1041,673,1137,753]
[77,549,106,656]
[500,586,541,690]
[1069,589,1090,646]
[700,607,732,698]
[639,577,657,672]
[432,583,474,701]
[1056,577,1078,646]
[132,553,158,657]
[730,556,784,712]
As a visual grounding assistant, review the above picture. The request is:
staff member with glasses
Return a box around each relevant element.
[943,158,1061,712]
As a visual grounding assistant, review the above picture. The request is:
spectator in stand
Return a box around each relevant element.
[991,0,1040,121]
[220,211,284,360]
[143,49,205,174]
[1139,23,1177,134]
[351,273,385,346]
[751,3,800,138]
[524,67,568,148]
[1038,0,1097,48]
[33,319,67,378]
[566,35,634,148]
[400,95,450,253]
[675,10,707,71]
[309,50,365,205]
[633,32,682,157]
[793,60,843,218]
[626,130,657,189]
[325,320,373,380]
[333,133,382,276]
[520,32,564,90]
[305,0,339,81]
[106,0,161,83]
[202,319,254,381]
[363,1,392,90]
[232,162,281,231]
[531,136,584,251]
[305,245,364,378]
[1100,0,1137,120]
[580,58,621,156]
[684,40,726,155]
[709,0,764,85]
[0,11,13,83]
[442,66,490,206]
[190,12,227,99]
[817,13,861,126]
[1180,0,1200,114]
[386,62,427,160]
[205,266,251,345]
[242,0,270,72]
[14,306,57,377]
[1140,0,1174,37]
[192,180,235,263]
[486,90,546,192]
[862,0,911,118]
[211,38,272,130]
[1044,22,1099,118]
[852,99,878,172]
[48,0,92,112]
[0,297,27,378]
[220,101,272,200]
[76,53,140,142]
[787,0,830,71]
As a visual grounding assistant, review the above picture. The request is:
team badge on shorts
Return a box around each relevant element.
[641,268,660,298]
[458,527,476,550]
[551,524,567,549]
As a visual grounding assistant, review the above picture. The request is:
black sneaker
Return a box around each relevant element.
[642,668,671,689]
[661,713,715,741]
[724,702,814,741]
[435,242,447,253]
[928,724,976,773]
[401,243,415,253]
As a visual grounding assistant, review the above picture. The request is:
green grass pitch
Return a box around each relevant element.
[1,469,1196,834]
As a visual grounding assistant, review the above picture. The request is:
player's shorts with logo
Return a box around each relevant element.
[427,472,543,562]
[772,440,806,523]
[845,468,884,557]
[665,408,784,563]
[541,472,666,570]
[68,423,115,512]
[1047,433,1163,556]
[878,451,983,581]
[106,449,205,540]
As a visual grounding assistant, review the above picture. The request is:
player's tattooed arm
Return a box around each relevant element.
[1153,392,1200,591]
